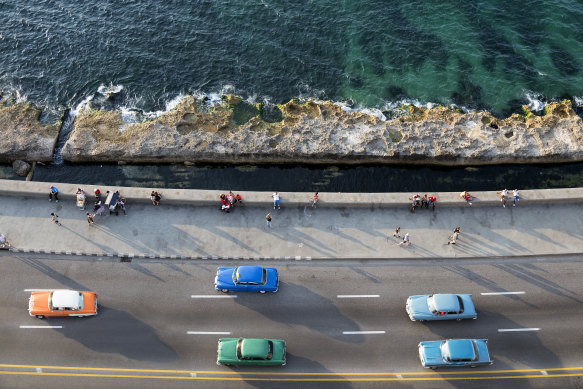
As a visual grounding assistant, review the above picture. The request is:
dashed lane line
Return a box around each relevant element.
[190,295,237,298]
[342,331,385,335]
[19,326,63,329]
[187,331,231,335]
[481,291,525,295]
[337,295,380,298]
[498,328,540,332]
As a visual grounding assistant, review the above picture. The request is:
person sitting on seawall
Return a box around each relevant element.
[459,190,473,206]
[0,233,10,249]
[150,191,162,206]
[219,194,231,212]
[428,195,437,210]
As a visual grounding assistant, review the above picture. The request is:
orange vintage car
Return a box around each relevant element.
[29,290,98,319]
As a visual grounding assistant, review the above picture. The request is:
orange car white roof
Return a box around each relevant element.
[52,290,81,309]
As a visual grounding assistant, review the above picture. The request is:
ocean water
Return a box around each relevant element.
[1,1,583,191]
[1,0,582,115]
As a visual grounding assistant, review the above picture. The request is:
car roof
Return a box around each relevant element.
[52,290,80,308]
[241,338,269,359]
[433,294,460,312]
[446,339,476,360]
[237,266,263,282]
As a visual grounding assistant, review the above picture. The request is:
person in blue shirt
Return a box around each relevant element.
[49,186,59,202]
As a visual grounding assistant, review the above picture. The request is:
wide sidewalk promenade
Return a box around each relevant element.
[1,180,582,259]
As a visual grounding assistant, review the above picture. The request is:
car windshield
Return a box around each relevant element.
[457,296,465,313]
[427,295,437,314]
[236,338,243,360]
[261,268,267,285]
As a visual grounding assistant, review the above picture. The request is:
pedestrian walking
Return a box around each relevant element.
[497,189,508,208]
[49,186,59,202]
[393,226,401,238]
[86,213,95,225]
[266,213,272,228]
[312,192,319,208]
[50,212,61,226]
[447,227,461,245]
[397,233,411,246]
[272,192,280,209]
[513,189,520,206]
[0,233,9,248]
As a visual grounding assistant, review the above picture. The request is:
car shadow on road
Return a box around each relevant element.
[233,282,365,344]
[51,305,178,363]
[229,354,356,389]
[423,309,562,388]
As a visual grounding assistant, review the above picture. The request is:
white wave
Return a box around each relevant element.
[524,92,546,112]
[141,93,188,120]
[573,96,583,107]
[333,101,387,121]
[97,83,124,96]
[71,94,94,116]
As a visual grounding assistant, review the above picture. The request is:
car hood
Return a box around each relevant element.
[215,267,236,287]
[420,341,444,364]
[217,338,238,360]
[265,268,279,288]
[407,295,430,316]
[29,292,50,313]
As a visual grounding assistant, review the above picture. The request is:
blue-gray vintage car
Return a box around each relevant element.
[406,293,477,321]
[418,339,492,369]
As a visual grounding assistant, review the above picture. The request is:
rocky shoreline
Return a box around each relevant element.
[2,96,583,168]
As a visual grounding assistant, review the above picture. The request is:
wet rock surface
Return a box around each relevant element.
[0,101,61,163]
[7,95,583,166]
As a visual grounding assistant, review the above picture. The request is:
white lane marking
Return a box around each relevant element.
[187,331,231,335]
[36,368,42,373]
[540,371,548,375]
[498,328,540,332]
[190,295,237,299]
[24,289,56,292]
[190,373,197,377]
[342,331,385,335]
[481,291,525,295]
[20,326,63,329]
[396,374,403,379]
[337,295,380,298]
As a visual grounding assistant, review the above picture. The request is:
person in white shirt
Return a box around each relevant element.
[272,192,280,209]
[513,189,520,206]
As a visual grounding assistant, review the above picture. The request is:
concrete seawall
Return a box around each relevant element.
[1,179,582,207]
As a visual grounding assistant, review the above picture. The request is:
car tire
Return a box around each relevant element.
[470,365,477,368]
[221,289,229,293]
[430,367,437,370]
[456,318,462,322]
[36,315,45,319]
[259,291,266,294]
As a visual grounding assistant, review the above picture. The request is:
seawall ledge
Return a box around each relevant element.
[1,179,582,208]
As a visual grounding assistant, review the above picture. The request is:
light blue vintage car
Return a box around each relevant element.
[418,339,492,369]
[215,266,279,293]
[406,293,477,321]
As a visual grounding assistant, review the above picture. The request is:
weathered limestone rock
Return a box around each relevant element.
[59,96,583,165]
[12,160,31,177]
[0,101,61,163]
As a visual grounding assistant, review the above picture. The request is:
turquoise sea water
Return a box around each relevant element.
[1,0,582,115]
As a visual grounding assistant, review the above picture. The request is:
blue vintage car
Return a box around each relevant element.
[215,266,279,293]
[419,339,492,369]
[406,293,477,321]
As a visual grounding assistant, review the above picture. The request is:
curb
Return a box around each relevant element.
[7,247,313,262]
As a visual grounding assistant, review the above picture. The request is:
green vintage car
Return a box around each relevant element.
[217,338,286,366]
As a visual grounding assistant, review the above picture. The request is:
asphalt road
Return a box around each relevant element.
[0,253,582,389]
